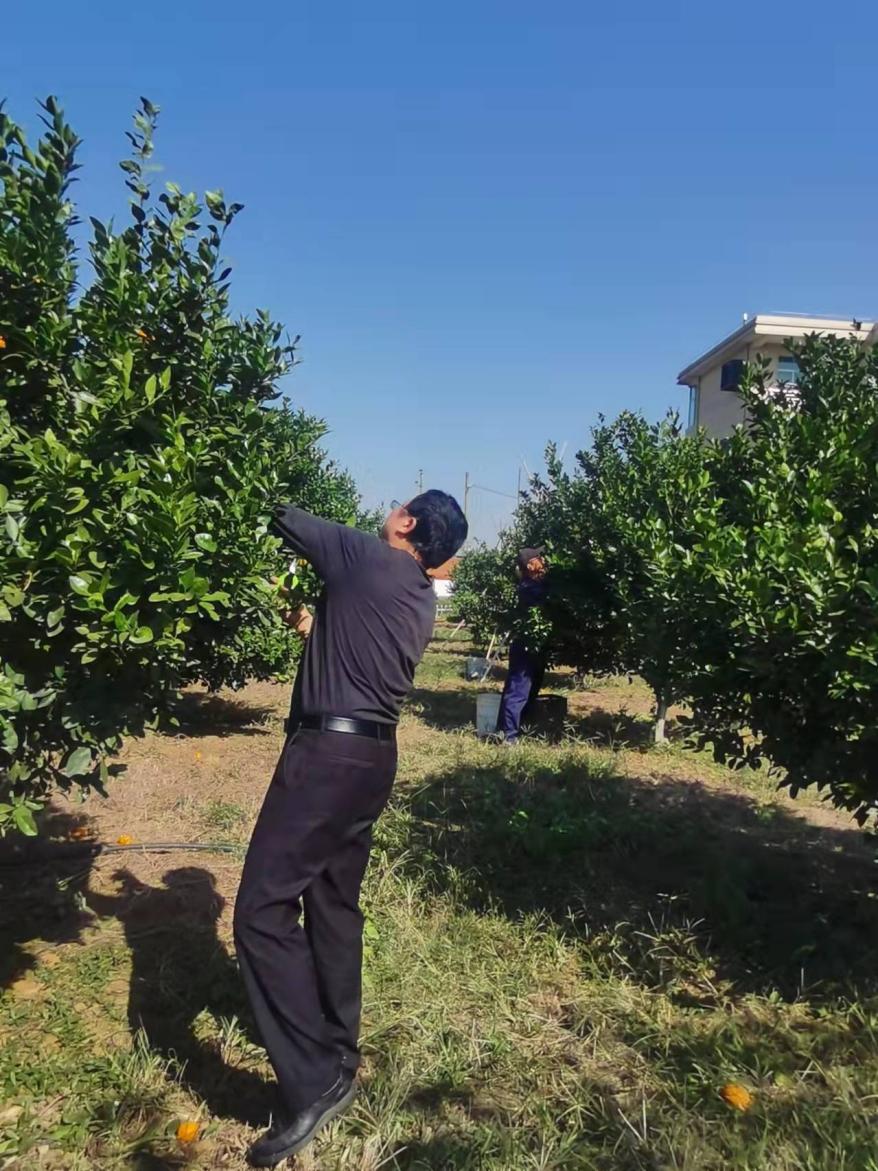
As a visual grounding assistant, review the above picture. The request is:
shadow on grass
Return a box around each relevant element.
[128,1154,189,1170]
[408,683,599,744]
[0,809,271,1136]
[392,1133,495,1170]
[86,866,271,1127]
[392,753,878,1000]
[166,691,277,739]
[0,805,97,987]
[406,686,478,731]
[565,704,683,750]
[427,636,472,658]
[404,1078,475,1115]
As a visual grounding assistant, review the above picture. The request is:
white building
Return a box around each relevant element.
[678,314,875,437]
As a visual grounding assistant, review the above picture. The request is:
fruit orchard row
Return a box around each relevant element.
[455,337,878,824]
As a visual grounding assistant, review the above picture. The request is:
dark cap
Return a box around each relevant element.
[517,547,545,571]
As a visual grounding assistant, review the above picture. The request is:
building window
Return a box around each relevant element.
[776,356,800,385]
[687,386,699,431]
[720,359,745,392]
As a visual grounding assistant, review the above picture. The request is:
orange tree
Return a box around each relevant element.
[481,339,878,822]
[451,545,518,649]
[452,542,557,660]
[680,336,878,823]
[0,98,363,834]
[512,416,716,741]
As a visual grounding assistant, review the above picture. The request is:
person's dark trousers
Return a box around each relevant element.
[497,640,545,741]
[233,727,397,1114]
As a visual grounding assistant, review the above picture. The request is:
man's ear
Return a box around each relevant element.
[398,513,417,538]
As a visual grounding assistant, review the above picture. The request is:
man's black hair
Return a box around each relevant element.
[406,490,468,570]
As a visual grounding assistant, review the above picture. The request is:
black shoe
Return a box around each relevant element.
[247,1073,356,1167]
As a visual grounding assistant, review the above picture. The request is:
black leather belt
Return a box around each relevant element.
[284,715,396,742]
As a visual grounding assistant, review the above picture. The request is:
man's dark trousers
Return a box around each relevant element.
[234,727,396,1112]
[497,640,546,741]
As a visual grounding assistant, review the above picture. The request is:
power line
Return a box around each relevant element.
[469,483,517,499]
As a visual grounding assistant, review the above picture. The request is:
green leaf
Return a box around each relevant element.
[129,626,154,644]
[5,513,19,541]
[12,803,38,837]
[63,746,93,777]
[194,533,218,553]
[2,585,24,607]
[205,190,226,220]
[200,591,230,604]
[69,574,92,595]
[121,349,134,391]
[46,605,65,628]
[2,722,18,753]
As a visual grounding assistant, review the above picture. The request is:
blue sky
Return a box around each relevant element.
[5,1,878,541]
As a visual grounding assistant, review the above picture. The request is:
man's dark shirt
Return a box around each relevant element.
[272,507,436,725]
[517,577,547,612]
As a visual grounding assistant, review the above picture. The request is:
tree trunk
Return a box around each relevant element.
[653,692,669,745]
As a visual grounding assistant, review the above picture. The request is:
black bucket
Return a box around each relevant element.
[522,694,568,738]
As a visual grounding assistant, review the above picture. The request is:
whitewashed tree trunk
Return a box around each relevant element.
[653,692,669,744]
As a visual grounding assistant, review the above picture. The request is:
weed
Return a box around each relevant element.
[201,800,247,835]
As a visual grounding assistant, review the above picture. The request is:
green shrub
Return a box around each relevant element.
[457,336,878,820]
[451,545,517,649]
[0,98,363,833]
[682,336,878,821]
[514,416,716,738]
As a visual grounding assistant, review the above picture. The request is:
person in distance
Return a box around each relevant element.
[495,547,549,743]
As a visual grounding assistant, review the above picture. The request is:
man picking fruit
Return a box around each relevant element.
[234,492,467,1167]
[496,548,550,743]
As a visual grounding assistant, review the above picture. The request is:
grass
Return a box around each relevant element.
[1,631,877,1169]
[201,800,248,835]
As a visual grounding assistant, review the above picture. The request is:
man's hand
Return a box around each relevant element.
[281,603,313,639]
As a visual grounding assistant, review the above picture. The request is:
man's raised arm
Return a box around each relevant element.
[271,506,370,580]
